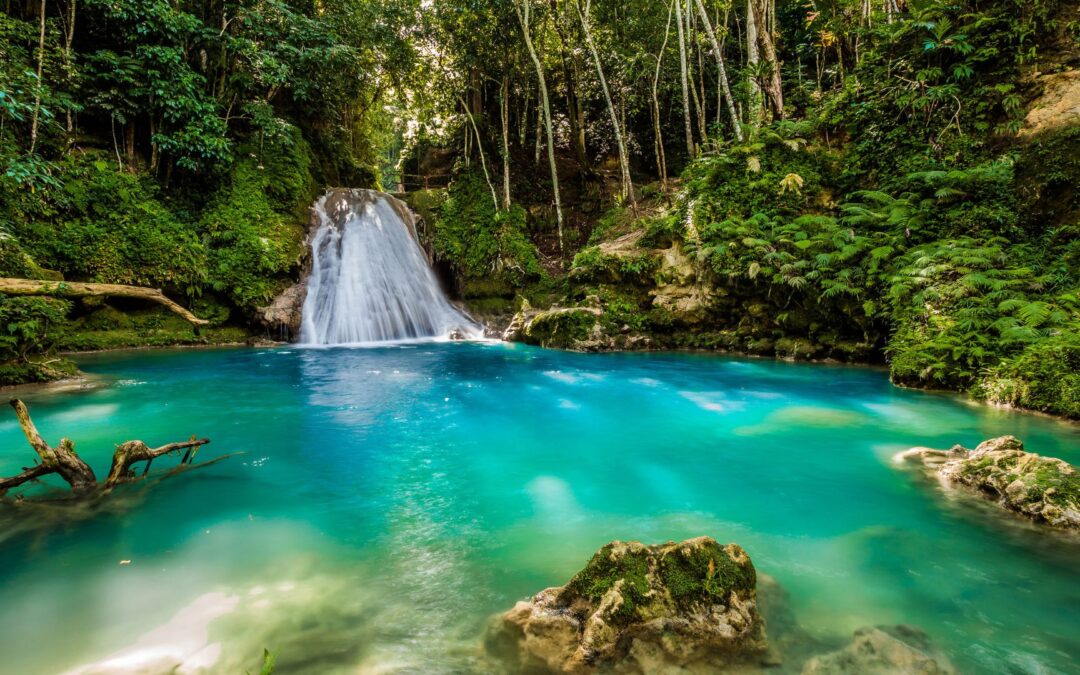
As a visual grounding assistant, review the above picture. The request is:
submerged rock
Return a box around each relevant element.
[801,625,955,675]
[486,537,767,673]
[897,435,1080,531]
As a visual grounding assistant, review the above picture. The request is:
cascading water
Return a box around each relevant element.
[300,188,482,345]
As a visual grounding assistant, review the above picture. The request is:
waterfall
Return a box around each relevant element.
[300,189,482,345]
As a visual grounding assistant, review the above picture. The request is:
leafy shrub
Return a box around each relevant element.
[434,169,541,294]
[0,296,71,361]
[976,333,1080,419]
[200,159,306,311]
[19,154,207,293]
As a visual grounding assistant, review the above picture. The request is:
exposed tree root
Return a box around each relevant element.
[0,399,222,502]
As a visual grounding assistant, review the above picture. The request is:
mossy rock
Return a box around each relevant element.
[518,307,601,350]
[901,436,1080,531]
[489,537,766,673]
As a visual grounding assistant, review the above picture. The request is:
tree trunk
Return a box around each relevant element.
[28,0,46,154]
[63,0,75,137]
[549,0,591,172]
[515,0,564,253]
[750,0,784,119]
[1,399,214,499]
[746,0,762,125]
[575,0,634,206]
[674,0,695,156]
[0,278,209,326]
[652,0,675,187]
[458,97,500,211]
[500,75,512,210]
[694,0,743,142]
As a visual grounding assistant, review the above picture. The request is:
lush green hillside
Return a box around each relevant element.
[2,0,1077,417]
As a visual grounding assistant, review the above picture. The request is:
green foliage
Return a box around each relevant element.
[20,154,207,293]
[434,169,541,295]
[976,333,1080,419]
[571,247,659,284]
[0,296,70,361]
[200,157,307,311]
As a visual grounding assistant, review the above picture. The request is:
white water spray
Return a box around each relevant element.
[300,189,482,345]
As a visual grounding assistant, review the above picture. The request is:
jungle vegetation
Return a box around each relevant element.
[1,0,1077,417]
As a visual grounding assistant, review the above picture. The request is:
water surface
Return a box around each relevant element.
[0,344,1077,673]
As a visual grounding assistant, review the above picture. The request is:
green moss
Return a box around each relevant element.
[561,544,651,624]
[571,247,659,284]
[522,309,597,349]
[200,159,307,312]
[659,541,755,610]
[1026,462,1080,509]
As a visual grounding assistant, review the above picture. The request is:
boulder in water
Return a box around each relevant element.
[801,625,955,675]
[486,537,767,673]
[897,435,1080,531]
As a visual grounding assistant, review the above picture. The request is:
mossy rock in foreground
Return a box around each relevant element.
[898,436,1080,531]
[487,537,767,673]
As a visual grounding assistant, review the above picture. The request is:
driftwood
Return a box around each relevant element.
[0,398,212,499]
[0,278,208,326]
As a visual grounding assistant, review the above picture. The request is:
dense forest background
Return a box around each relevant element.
[0,0,1077,417]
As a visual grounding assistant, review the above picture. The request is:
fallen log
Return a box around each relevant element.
[0,278,208,326]
[1,398,217,499]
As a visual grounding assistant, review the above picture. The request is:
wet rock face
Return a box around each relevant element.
[802,625,955,675]
[898,435,1080,531]
[487,537,767,673]
[257,281,306,341]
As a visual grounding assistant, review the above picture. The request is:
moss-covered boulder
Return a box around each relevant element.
[504,303,604,350]
[897,436,1080,531]
[486,537,767,673]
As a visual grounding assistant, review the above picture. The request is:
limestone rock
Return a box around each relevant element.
[257,282,306,341]
[897,435,1080,531]
[487,537,767,674]
[504,304,604,350]
[802,625,955,675]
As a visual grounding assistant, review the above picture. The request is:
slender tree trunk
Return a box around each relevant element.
[694,0,743,142]
[28,0,46,154]
[458,97,499,210]
[534,91,543,165]
[693,8,708,139]
[63,0,75,137]
[549,0,591,172]
[750,0,784,119]
[575,0,634,206]
[674,0,695,156]
[746,0,762,125]
[652,0,675,188]
[500,75,512,210]
[515,0,564,252]
[684,0,706,141]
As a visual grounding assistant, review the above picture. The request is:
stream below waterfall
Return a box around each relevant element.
[0,344,1078,674]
